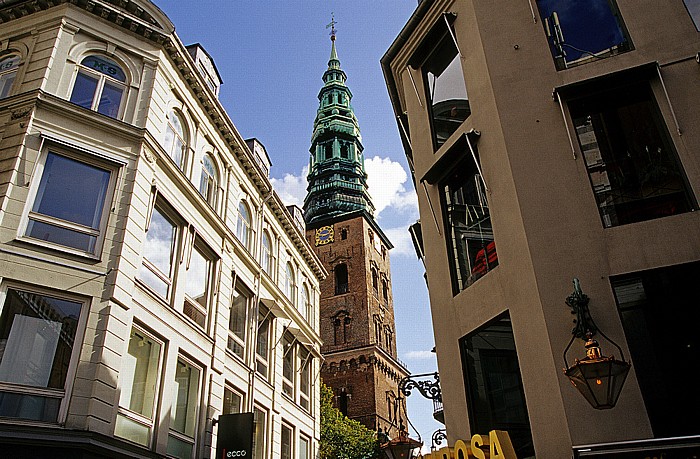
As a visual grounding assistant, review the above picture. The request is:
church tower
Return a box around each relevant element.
[304,23,409,432]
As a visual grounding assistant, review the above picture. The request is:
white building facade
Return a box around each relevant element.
[0,1,325,458]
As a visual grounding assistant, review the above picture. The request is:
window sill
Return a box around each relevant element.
[14,236,102,262]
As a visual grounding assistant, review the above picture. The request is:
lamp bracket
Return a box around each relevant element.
[431,429,448,449]
[566,277,597,339]
[399,372,442,402]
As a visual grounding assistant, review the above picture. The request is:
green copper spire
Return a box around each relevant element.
[303,23,375,224]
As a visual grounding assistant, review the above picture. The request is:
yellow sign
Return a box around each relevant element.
[421,430,517,459]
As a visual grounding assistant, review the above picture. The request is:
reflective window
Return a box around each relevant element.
[282,333,295,398]
[612,262,700,437]
[139,205,177,298]
[164,110,187,169]
[261,231,273,276]
[0,288,83,422]
[115,327,162,447]
[301,284,311,322]
[228,286,248,359]
[167,358,201,459]
[69,55,126,118]
[299,436,311,459]
[0,54,20,99]
[441,152,497,294]
[252,406,267,459]
[236,201,253,251]
[26,151,113,254]
[413,15,469,150]
[256,306,270,379]
[685,0,700,30]
[299,347,311,412]
[460,314,534,457]
[223,386,242,415]
[183,242,212,329]
[281,423,293,459]
[537,0,631,70]
[199,154,218,207]
[569,80,694,227]
[284,262,296,305]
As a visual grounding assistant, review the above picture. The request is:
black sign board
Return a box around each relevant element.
[215,412,254,459]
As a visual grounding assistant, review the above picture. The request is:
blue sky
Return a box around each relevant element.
[156,0,443,447]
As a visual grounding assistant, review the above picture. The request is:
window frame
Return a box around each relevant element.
[114,325,165,448]
[236,200,254,252]
[299,434,311,459]
[138,200,181,301]
[167,355,203,459]
[21,146,119,258]
[182,236,216,330]
[164,109,188,170]
[284,261,297,305]
[0,52,21,99]
[0,282,89,424]
[298,346,312,412]
[227,283,250,360]
[252,405,268,459]
[282,332,296,399]
[222,384,244,415]
[261,230,274,276]
[69,54,128,119]
[281,422,295,459]
[199,153,219,208]
[255,304,271,380]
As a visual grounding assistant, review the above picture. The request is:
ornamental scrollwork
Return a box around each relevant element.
[398,372,442,403]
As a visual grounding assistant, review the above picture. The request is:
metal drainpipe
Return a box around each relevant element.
[247,187,275,412]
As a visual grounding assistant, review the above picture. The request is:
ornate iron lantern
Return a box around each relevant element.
[380,419,423,459]
[563,278,631,409]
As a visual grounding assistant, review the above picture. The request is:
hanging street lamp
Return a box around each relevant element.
[563,278,631,409]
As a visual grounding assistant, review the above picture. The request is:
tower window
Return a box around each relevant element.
[334,263,349,295]
[338,389,349,416]
[341,228,348,240]
[324,144,333,160]
[340,144,349,159]
[371,268,378,294]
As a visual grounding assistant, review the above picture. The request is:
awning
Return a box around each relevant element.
[259,297,289,320]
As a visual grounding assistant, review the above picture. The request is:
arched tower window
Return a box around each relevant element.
[164,109,188,169]
[334,263,348,295]
[199,154,218,207]
[0,54,21,99]
[70,54,126,118]
[236,201,253,251]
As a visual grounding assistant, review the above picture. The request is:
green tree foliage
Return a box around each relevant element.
[319,383,381,459]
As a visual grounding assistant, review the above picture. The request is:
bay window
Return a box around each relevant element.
[0,287,84,422]
[24,150,116,255]
[115,327,163,447]
[167,358,201,459]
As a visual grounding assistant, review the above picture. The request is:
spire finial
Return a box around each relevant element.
[326,13,337,41]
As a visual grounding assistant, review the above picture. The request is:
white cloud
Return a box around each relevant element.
[383,226,415,257]
[403,350,436,361]
[270,166,308,207]
[270,156,419,222]
[365,156,418,218]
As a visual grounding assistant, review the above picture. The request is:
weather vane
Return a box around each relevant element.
[326,13,337,40]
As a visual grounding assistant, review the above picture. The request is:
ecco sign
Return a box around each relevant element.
[421,430,517,459]
[215,413,254,459]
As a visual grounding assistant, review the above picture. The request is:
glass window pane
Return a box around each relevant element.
[97,81,124,118]
[185,246,209,308]
[119,328,161,419]
[537,0,631,69]
[70,71,99,109]
[252,407,266,459]
[0,391,60,422]
[299,436,310,459]
[167,434,194,459]
[141,207,176,281]
[0,288,82,389]
[685,0,700,30]
[26,219,97,253]
[569,81,693,227]
[79,55,126,82]
[281,424,293,459]
[460,315,534,457]
[223,387,242,415]
[229,289,247,343]
[115,414,151,446]
[171,359,200,437]
[31,152,111,230]
[0,70,17,99]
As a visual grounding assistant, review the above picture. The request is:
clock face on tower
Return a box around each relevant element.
[315,226,334,246]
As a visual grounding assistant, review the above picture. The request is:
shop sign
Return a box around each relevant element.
[215,412,254,459]
[422,430,517,459]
